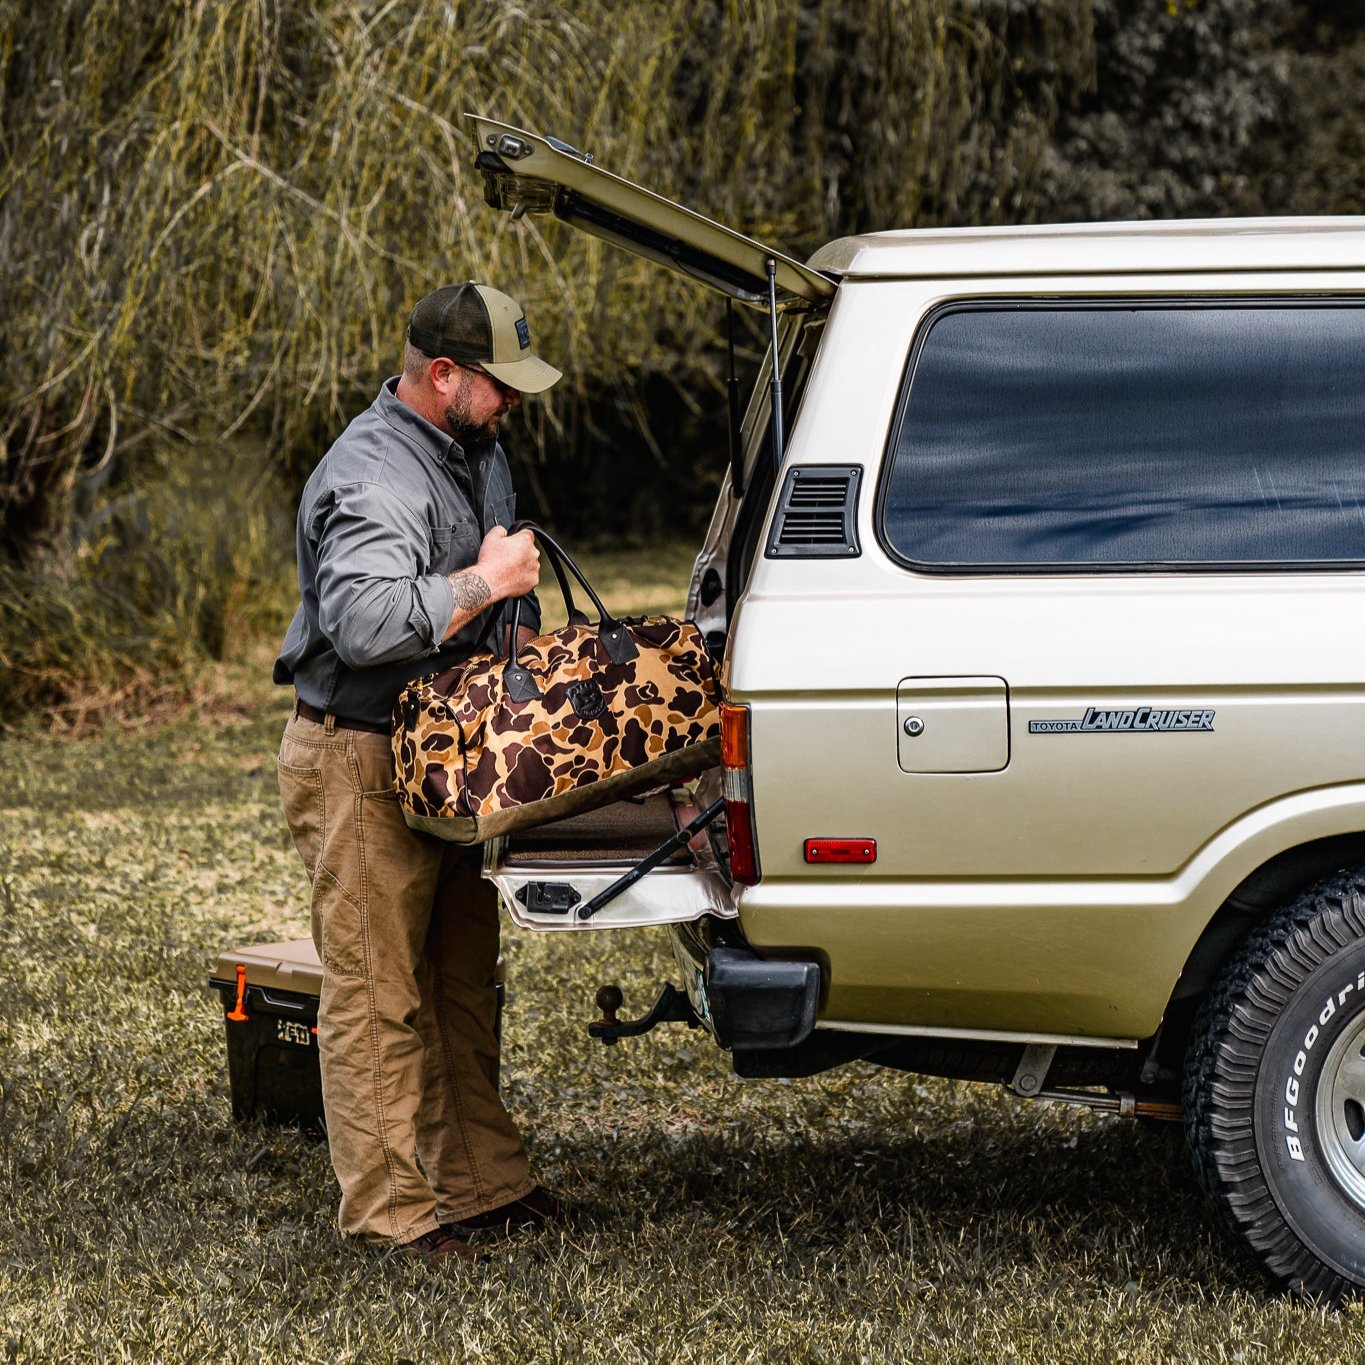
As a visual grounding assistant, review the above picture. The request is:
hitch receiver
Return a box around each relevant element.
[589,983,699,1046]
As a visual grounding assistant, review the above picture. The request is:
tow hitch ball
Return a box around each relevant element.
[589,983,699,1045]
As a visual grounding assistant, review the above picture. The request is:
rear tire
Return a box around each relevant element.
[1185,871,1365,1300]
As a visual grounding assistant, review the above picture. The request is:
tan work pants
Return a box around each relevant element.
[277,707,533,1242]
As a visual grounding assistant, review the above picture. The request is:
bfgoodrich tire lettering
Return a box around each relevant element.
[1185,872,1365,1300]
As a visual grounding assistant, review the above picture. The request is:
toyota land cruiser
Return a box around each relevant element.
[470,115,1365,1301]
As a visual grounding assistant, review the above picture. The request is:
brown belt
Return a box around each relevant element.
[295,700,389,735]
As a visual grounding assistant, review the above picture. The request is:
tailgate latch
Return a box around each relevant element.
[515,882,582,915]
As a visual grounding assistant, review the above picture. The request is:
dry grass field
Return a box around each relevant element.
[2,548,1364,1361]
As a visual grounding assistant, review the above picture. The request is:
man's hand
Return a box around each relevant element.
[474,526,540,600]
[442,527,540,642]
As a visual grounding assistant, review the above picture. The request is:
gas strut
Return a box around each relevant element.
[726,297,744,498]
[765,257,785,480]
[575,798,725,921]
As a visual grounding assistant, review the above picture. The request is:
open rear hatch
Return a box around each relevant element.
[469,115,833,932]
[483,779,737,931]
[467,115,834,308]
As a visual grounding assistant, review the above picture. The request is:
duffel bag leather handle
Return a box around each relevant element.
[468,522,585,662]
[507,520,620,629]
[501,522,640,702]
[534,530,589,629]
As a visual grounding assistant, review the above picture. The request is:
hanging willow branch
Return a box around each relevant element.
[0,0,1095,564]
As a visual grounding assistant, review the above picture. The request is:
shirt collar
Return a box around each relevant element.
[376,375,464,465]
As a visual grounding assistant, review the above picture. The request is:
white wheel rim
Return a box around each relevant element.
[1315,1011,1365,1210]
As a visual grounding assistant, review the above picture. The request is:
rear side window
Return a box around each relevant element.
[880,301,1365,570]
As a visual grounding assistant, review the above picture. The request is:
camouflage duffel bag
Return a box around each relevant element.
[392,523,721,844]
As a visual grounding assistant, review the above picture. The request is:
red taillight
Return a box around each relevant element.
[720,702,760,885]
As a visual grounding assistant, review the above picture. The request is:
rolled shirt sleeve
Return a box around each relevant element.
[312,482,457,669]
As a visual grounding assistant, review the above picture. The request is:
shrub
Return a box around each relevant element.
[0,0,1096,557]
[0,443,290,727]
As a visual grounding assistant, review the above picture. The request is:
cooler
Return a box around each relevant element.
[208,938,506,1130]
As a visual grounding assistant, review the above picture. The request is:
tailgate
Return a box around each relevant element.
[483,784,738,931]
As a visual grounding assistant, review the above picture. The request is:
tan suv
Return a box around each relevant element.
[471,116,1365,1301]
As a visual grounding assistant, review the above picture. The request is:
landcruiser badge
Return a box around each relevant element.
[1029,707,1215,734]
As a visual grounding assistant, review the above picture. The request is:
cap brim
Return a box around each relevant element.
[483,352,562,395]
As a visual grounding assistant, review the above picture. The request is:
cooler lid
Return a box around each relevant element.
[210,938,507,992]
[211,938,321,994]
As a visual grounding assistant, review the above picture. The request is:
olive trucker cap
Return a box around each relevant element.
[406,283,561,394]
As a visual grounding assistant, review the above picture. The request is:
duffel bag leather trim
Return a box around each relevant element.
[400,737,721,845]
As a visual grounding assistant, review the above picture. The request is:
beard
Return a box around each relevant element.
[443,404,500,450]
[443,372,501,450]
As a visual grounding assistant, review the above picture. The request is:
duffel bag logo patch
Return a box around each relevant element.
[391,524,721,844]
[567,678,607,720]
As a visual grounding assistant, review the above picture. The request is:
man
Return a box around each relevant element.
[273,283,562,1264]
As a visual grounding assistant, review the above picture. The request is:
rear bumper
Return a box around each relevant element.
[706,948,821,1049]
[669,922,821,1050]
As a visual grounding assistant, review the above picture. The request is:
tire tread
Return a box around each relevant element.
[1185,869,1365,1300]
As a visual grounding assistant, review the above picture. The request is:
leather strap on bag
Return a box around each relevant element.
[502,521,639,701]
[468,525,583,659]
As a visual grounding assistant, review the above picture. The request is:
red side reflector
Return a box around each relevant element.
[804,838,877,864]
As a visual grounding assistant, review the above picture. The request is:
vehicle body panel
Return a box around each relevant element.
[466,125,1365,1049]
[726,270,1365,1040]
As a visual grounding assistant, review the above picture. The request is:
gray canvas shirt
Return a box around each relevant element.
[273,377,540,726]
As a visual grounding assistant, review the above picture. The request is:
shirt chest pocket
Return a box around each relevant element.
[428,517,480,576]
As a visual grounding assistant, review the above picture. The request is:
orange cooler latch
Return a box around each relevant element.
[226,963,249,1022]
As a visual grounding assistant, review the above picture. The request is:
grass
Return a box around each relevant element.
[2,559,1365,1362]
[537,540,695,620]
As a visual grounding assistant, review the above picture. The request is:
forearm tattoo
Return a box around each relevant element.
[449,570,492,613]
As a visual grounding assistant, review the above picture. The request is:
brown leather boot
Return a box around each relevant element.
[445,1185,568,1235]
[397,1226,485,1264]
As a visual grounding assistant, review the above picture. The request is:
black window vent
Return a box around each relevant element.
[765,465,861,558]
